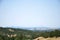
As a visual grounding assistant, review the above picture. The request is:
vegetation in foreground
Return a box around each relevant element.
[0,27,60,40]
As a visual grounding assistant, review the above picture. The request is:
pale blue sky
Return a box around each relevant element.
[0,0,60,28]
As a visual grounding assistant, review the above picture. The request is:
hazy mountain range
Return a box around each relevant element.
[2,26,60,31]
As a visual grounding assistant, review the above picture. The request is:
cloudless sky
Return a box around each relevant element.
[0,0,60,28]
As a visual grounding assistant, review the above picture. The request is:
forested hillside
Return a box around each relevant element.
[0,27,60,40]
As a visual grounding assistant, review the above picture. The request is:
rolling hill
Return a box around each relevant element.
[0,27,60,40]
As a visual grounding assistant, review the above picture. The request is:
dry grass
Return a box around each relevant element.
[33,37,60,40]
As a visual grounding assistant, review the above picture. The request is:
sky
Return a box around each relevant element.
[0,0,60,28]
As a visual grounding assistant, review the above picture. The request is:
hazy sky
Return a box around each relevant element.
[0,0,60,28]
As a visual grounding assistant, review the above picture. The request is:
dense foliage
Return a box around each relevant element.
[0,27,60,40]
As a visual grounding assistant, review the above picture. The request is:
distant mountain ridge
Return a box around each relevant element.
[1,26,60,31]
